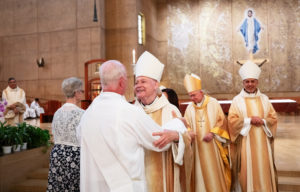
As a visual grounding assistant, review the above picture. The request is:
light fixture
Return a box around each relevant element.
[95,63,101,73]
[138,13,145,45]
[37,57,45,67]
[93,0,98,22]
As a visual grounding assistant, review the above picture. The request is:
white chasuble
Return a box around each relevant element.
[228,89,277,192]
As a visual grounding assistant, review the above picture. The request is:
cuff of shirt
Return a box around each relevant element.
[172,133,184,165]
[240,118,251,136]
[162,118,186,133]
[214,134,227,143]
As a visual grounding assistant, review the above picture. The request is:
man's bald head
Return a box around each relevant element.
[100,60,127,95]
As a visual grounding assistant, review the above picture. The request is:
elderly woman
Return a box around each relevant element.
[47,77,85,192]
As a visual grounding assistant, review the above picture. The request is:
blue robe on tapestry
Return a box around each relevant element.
[240,18,261,54]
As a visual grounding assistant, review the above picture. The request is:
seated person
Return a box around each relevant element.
[23,103,36,119]
[30,98,45,117]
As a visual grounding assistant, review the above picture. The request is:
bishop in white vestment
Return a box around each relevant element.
[134,51,192,192]
[228,61,277,192]
[79,60,186,192]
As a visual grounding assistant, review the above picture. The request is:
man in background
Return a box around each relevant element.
[2,77,26,125]
[30,98,45,117]
[228,61,277,191]
[184,73,231,192]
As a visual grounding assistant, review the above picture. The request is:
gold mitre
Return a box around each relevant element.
[184,73,201,93]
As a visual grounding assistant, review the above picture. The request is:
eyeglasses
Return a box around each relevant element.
[76,89,84,93]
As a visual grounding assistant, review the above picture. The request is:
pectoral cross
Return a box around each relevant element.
[236,52,269,67]
[197,118,205,129]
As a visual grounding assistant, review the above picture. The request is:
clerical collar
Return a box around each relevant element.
[196,96,205,107]
[141,96,158,107]
[243,88,258,95]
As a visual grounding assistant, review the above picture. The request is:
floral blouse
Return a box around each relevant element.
[52,103,85,147]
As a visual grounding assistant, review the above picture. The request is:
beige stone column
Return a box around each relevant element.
[105,0,138,101]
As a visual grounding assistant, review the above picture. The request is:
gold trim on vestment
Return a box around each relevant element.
[238,97,277,192]
[192,96,229,191]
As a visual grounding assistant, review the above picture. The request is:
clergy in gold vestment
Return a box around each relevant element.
[228,61,277,192]
[134,51,193,192]
[183,73,231,192]
[2,77,26,125]
[79,60,187,192]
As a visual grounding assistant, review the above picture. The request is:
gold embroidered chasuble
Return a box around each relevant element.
[184,95,231,192]
[135,94,192,192]
[146,109,174,192]
[228,89,277,192]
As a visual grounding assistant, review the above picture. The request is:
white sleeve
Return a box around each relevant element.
[171,134,184,165]
[240,118,251,136]
[162,118,186,133]
[2,91,6,101]
[30,101,35,108]
[22,91,26,105]
[162,119,186,165]
[214,134,227,143]
[134,110,172,152]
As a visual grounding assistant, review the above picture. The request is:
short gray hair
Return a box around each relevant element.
[62,77,83,98]
[100,60,127,89]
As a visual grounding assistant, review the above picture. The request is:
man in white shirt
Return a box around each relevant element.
[79,60,187,192]
[30,98,45,117]
[23,103,36,119]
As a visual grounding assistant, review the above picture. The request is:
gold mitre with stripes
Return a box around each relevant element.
[184,73,202,93]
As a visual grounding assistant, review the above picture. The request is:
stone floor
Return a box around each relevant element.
[275,113,300,172]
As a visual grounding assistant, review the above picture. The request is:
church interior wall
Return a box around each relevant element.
[0,0,299,102]
[0,0,105,101]
[105,0,162,101]
[105,0,139,101]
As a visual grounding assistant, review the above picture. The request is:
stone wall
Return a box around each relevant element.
[0,0,106,101]
[0,0,299,101]
[105,0,161,100]
[105,0,137,101]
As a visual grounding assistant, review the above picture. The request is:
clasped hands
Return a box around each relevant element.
[7,104,20,114]
[250,116,264,126]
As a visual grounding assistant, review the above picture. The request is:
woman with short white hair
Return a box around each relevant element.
[47,77,85,192]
